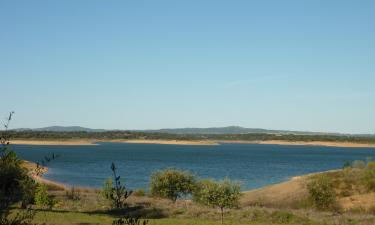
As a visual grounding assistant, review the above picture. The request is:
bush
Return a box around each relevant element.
[0,112,41,225]
[193,179,241,224]
[34,184,57,209]
[101,177,114,200]
[0,148,35,209]
[306,174,338,211]
[352,160,366,169]
[150,168,195,202]
[362,161,375,191]
[0,209,38,225]
[343,161,351,169]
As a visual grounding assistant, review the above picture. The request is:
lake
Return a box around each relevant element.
[13,143,375,191]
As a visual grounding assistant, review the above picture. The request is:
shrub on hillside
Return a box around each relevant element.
[342,161,351,169]
[362,161,375,192]
[352,160,366,169]
[34,184,57,209]
[307,174,338,211]
[0,209,38,225]
[1,111,57,225]
[102,177,114,200]
[0,148,36,209]
[150,168,195,202]
[193,179,241,224]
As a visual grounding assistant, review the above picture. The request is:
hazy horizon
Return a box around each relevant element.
[1,1,374,134]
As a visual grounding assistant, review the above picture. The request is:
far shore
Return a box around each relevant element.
[11,139,218,146]
[220,140,375,148]
[11,139,375,148]
[100,139,219,146]
[11,139,97,146]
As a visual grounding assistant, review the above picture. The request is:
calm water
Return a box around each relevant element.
[13,143,375,190]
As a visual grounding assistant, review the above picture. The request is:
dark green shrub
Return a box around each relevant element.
[0,149,33,209]
[34,184,57,209]
[343,160,351,169]
[0,112,36,210]
[150,168,195,202]
[307,174,338,211]
[0,209,38,225]
[1,112,56,225]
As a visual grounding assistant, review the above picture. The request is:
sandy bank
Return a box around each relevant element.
[22,160,95,192]
[22,160,68,190]
[221,140,375,148]
[99,139,219,146]
[12,139,217,146]
[12,139,375,148]
[11,139,97,146]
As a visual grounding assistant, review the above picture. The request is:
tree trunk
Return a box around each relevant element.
[221,207,224,224]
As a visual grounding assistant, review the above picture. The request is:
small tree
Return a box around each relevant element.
[306,174,337,211]
[193,179,241,224]
[34,184,57,210]
[150,168,195,202]
[102,163,132,209]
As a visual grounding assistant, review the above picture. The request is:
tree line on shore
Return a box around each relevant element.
[8,130,375,144]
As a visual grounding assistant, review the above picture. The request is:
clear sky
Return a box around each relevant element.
[1,0,374,134]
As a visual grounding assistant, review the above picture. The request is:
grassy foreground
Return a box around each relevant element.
[13,208,334,225]
[13,161,375,225]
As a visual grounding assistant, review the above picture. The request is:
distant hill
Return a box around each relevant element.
[13,126,106,132]
[11,125,372,136]
[143,126,276,134]
[140,126,347,136]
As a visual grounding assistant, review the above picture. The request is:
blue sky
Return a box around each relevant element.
[1,0,374,134]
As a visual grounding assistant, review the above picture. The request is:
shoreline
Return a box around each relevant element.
[11,139,375,148]
[22,160,94,191]
[23,158,309,193]
[11,139,97,146]
[100,139,218,146]
[12,139,218,146]
[219,140,375,148]
[23,159,336,194]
